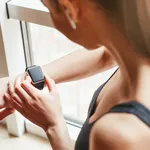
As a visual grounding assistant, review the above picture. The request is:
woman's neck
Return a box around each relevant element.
[101,25,150,104]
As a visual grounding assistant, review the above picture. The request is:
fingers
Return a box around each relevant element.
[21,81,40,99]
[15,73,28,86]
[10,100,26,117]
[7,82,24,106]
[0,99,6,109]
[8,81,31,106]
[25,75,32,83]
[0,108,15,120]
[9,99,27,118]
[4,93,22,106]
[8,81,15,96]
[15,84,31,104]
[3,93,12,108]
[4,92,39,127]
[4,93,27,118]
[15,75,22,86]
[44,75,57,92]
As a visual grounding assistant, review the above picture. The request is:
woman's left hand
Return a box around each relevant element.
[4,75,63,131]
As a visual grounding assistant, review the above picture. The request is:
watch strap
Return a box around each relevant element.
[34,82,44,90]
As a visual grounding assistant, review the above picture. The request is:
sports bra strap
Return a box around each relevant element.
[109,101,150,127]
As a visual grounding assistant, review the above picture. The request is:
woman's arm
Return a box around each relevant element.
[0,46,116,110]
[42,47,117,84]
[4,75,74,150]
[46,119,73,150]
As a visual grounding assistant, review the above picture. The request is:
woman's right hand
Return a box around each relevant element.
[4,75,64,132]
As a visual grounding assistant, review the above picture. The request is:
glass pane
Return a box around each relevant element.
[28,23,116,122]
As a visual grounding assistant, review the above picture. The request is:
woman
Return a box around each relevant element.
[1,0,150,149]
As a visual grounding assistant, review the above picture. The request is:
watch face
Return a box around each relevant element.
[27,66,44,83]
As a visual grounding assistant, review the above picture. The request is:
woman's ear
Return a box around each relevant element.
[58,0,80,29]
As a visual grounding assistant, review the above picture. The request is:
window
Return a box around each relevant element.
[3,0,117,141]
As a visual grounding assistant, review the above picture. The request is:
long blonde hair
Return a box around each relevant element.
[99,0,150,57]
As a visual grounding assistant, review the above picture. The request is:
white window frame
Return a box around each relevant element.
[7,0,54,28]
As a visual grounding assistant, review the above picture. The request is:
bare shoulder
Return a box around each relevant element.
[90,113,150,150]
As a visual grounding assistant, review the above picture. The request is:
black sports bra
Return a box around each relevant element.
[75,68,150,150]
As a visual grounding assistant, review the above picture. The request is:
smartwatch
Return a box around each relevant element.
[25,65,45,90]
